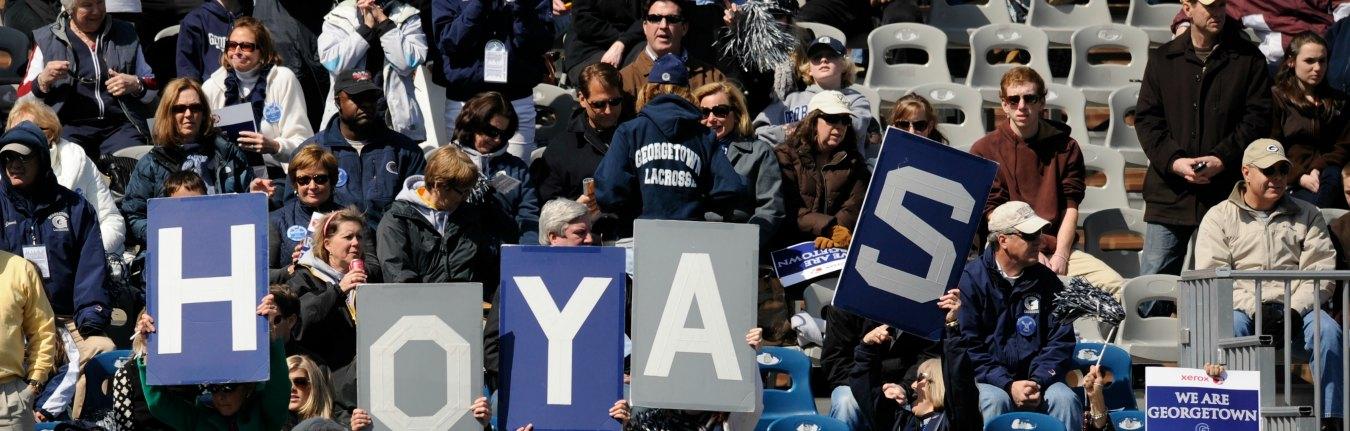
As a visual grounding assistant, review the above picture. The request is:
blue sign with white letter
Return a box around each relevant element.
[147,193,269,385]
[834,128,997,340]
[499,246,626,430]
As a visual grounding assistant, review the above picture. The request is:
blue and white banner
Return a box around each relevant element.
[1145,367,1260,430]
[771,242,847,287]
[147,193,269,385]
[834,128,997,340]
[499,246,627,431]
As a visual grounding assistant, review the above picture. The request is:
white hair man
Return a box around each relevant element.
[538,198,594,246]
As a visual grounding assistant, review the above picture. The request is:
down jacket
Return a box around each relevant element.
[318,0,429,141]
[375,176,500,301]
[1195,182,1336,316]
[773,134,870,246]
[119,135,255,246]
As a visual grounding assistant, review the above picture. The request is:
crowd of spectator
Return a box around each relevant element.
[0,0,1347,429]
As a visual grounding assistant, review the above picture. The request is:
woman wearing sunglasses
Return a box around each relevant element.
[693,81,785,248]
[120,77,260,247]
[202,16,314,163]
[452,91,540,245]
[286,354,336,427]
[774,90,870,250]
[888,93,947,145]
[754,36,872,154]
[268,145,380,283]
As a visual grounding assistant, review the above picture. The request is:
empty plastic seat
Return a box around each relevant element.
[1044,83,1091,147]
[907,82,986,150]
[929,0,1011,47]
[765,414,848,431]
[1082,208,1145,278]
[1027,0,1112,45]
[1125,0,1182,44]
[1078,143,1129,219]
[1068,24,1150,104]
[532,84,578,153]
[1109,409,1147,430]
[1071,342,1136,410]
[414,65,449,155]
[986,412,1068,431]
[1105,84,1146,165]
[865,23,951,98]
[1116,274,1180,363]
[966,24,1052,103]
[755,347,818,431]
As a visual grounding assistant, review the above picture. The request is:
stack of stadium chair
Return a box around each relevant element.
[967,24,1052,103]
[1027,0,1112,45]
[864,23,951,101]
[1071,342,1136,410]
[755,347,819,431]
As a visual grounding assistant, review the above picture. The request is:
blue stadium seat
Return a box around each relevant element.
[1108,409,1146,430]
[1071,342,1136,410]
[81,350,133,417]
[985,412,1069,431]
[755,347,817,431]
[766,414,848,431]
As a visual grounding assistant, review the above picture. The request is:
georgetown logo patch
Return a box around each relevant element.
[50,212,69,232]
[264,103,282,124]
[286,225,308,242]
[386,161,398,175]
[337,168,349,188]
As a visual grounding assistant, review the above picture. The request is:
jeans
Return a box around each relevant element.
[1234,308,1344,418]
[978,381,1081,430]
[444,96,539,161]
[1141,222,1197,276]
[1290,165,1347,209]
[829,385,868,431]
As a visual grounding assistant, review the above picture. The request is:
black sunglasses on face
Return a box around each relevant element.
[1002,94,1043,106]
[894,120,930,131]
[2,153,34,164]
[643,14,685,24]
[291,377,310,388]
[432,181,472,196]
[225,41,258,53]
[701,104,733,119]
[206,384,240,394]
[589,97,624,109]
[294,174,330,186]
[1018,231,1041,242]
[478,125,514,141]
[171,103,205,114]
[1258,164,1291,177]
[820,114,852,126]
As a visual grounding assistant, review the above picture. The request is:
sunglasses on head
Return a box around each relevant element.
[294,174,330,186]
[225,41,258,53]
[171,103,205,115]
[589,97,624,109]
[894,120,930,131]
[820,114,852,126]
[291,377,310,388]
[478,125,514,141]
[643,14,685,24]
[1002,94,1043,106]
[701,104,733,119]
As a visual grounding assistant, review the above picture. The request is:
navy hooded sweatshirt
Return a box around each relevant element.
[293,114,427,228]
[0,122,109,333]
[594,94,745,232]
[177,1,238,82]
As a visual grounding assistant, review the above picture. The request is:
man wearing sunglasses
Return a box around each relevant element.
[957,201,1081,430]
[971,66,1124,297]
[296,71,426,229]
[1195,139,1343,424]
[1136,0,1272,277]
[616,0,725,99]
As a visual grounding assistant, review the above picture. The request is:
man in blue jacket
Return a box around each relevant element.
[297,70,427,228]
[957,201,1079,430]
[0,121,112,420]
[594,53,745,236]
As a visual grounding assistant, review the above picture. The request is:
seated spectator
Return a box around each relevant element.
[452,91,540,245]
[693,81,785,248]
[0,240,58,430]
[1272,33,1350,209]
[177,0,248,82]
[1080,362,1223,431]
[0,121,112,421]
[318,0,429,141]
[21,0,157,158]
[163,171,208,198]
[202,16,315,163]
[616,0,725,99]
[1195,139,1343,423]
[376,147,500,295]
[538,198,596,246]
[432,0,553,159]
[594,54,745,236]
[773,90,869,249]
[1171,0,1349,65]
[565,0,644,83]
[754,36,872,153]
[289,208,368,421]
[299,71,426,227]
[889,93,948,145]
[1330,168,1350,267]
[120,78,262,247]
[850,290,982,431]
[824,308,938,431]
[6,98,126,255]
[286,355,335,427]
[971,66,1124,296]
[269,146,380,284]
[134,294,291,430]
[958,201,1080,429]
[349,397,490,430]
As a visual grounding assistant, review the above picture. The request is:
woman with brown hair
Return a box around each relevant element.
[774,90,870,250]
[268,145,380,283]
[119,77,260,247]
[452,91,540,245]
[202,16,315,162]
[1272,32,1350,209]
[888,93,948,145]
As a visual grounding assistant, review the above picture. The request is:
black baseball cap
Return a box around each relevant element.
[334,70,381,96]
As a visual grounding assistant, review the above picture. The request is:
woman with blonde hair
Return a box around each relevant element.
[692,81,785,248]
[286,354,335,426]
[754,36,873,153]
[119,77,261,246]
[202,16,314,162]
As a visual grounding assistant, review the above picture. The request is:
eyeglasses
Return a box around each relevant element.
[171,103,205,115]
[820,114,852,126]
[894,120,930,131]
[226,41,258,53]
[2,153,34,164]
[701,104,733,119]
[1002,94,1043,107]
[477,125,514,141]
[294,174,330,186]
[1258,164,1291,177]
[643,14,685,24]
[291,377,310,388]
[588,97,624,109]
[205,384,240,394]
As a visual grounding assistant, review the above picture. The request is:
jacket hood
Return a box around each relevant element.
[638,94,706,139]
[395,175,431,209]
[456,140,509,173]
[0,122,58,192]
[998,118,1072,145]
[297,247,344,285]
[202,0,233,19]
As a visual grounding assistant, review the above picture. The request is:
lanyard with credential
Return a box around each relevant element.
[22,224,51,278]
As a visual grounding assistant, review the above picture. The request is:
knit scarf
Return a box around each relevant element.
[223,65,272,125]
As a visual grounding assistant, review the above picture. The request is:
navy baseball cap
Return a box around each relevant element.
[807,36,846,58]
[334,70,381,96]
[648,53,690,87]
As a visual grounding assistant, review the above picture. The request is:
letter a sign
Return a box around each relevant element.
[147,193,270,385]
[835,129,997,340]
[631,220,758,412]
[499,246,626,431]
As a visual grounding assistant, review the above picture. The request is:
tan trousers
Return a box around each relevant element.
[0,378,34,430]
[58,319,115,419]
[1067,249,1125,299]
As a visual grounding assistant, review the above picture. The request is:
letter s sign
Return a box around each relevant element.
[856,166,975,304]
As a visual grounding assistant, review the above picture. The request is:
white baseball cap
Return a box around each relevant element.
[988,201,1050,234]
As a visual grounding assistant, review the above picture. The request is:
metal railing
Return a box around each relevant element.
[1180,268,1350,427]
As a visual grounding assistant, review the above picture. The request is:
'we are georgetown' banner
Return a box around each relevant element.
[1146,367,1260,430]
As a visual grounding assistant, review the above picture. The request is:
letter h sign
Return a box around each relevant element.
[147,194,271,385]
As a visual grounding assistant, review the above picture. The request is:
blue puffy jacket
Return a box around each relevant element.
[594,94,746,234]
[119,135,256,246]
[431,0,554,101]
[956,247,1075,391]
[0,122,108,332]
[294,115,426,228]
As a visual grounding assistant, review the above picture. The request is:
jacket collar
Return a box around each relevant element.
[1161,18,1247,61]
[1225,181,1300,217]
[979,246,1047,296]
[566,108,613,154]
[318,114,395,150]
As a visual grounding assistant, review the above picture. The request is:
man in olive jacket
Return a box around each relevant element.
[1135,0,1272,276]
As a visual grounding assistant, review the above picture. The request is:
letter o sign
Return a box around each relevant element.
[370,315,472,430]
